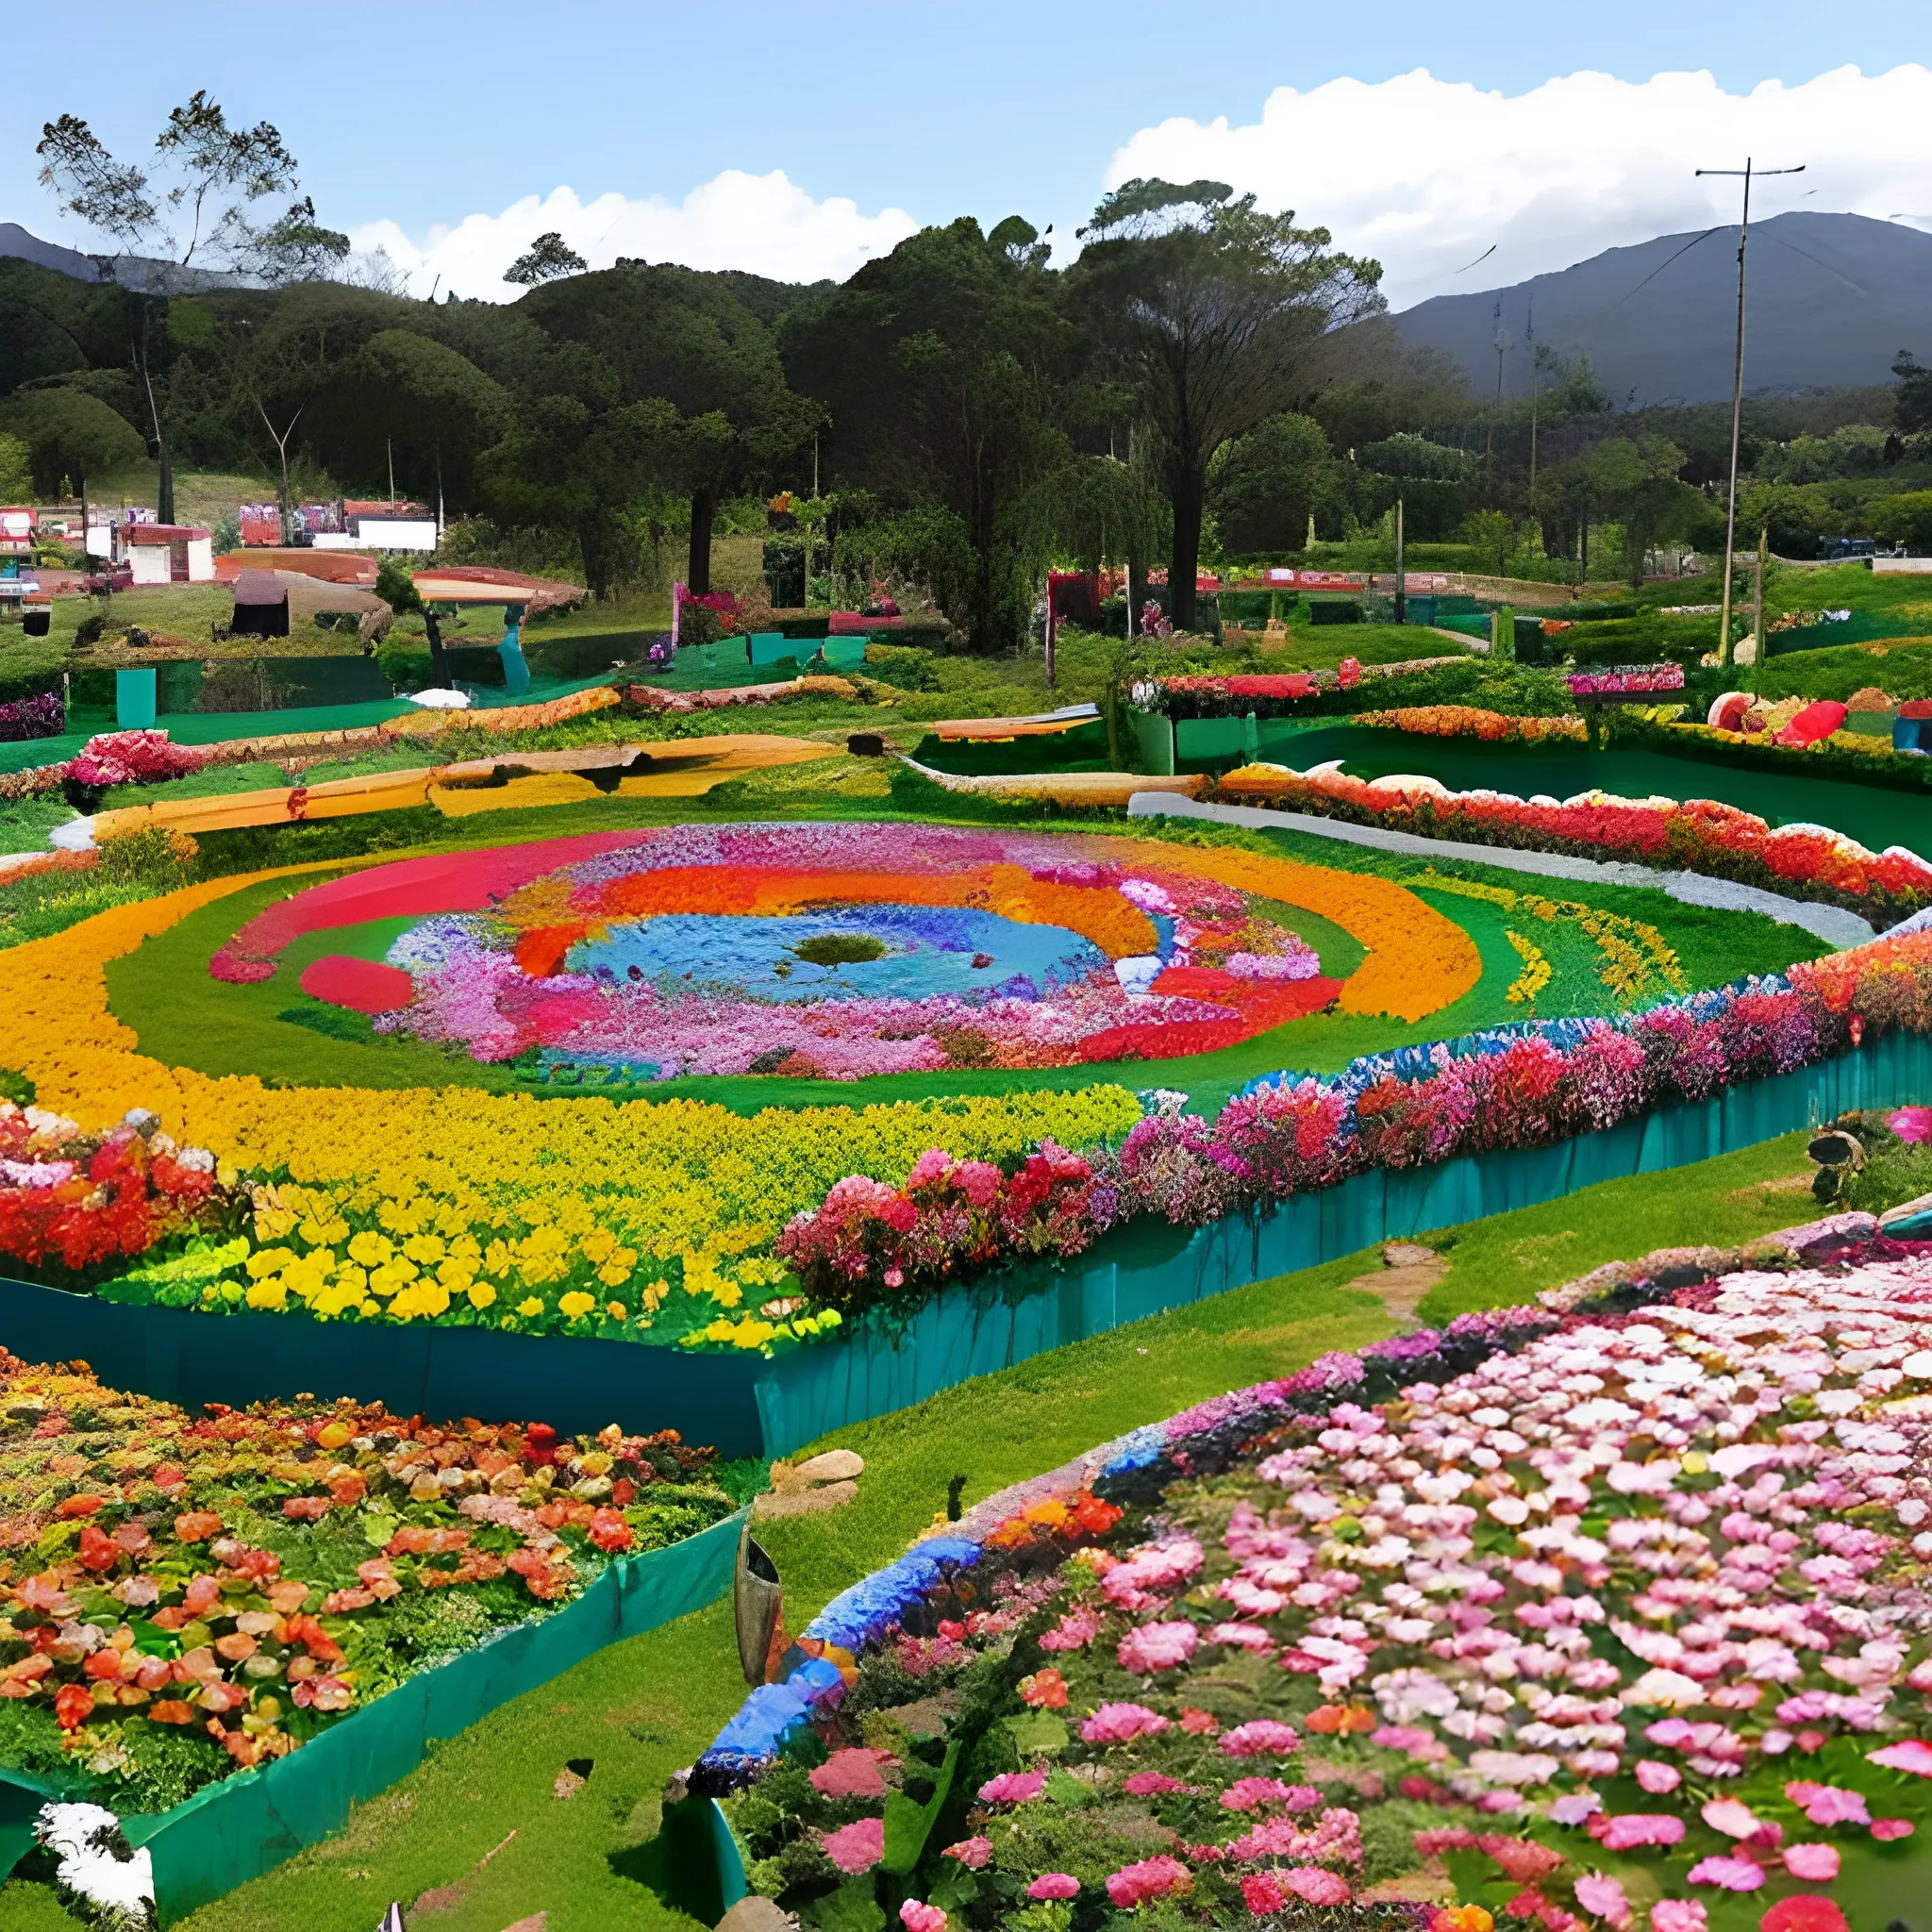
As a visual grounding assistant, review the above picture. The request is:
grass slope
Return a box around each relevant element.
[0,1129,1822,1932]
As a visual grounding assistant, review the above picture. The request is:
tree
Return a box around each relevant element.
[505,233,588,287]
[0,433,33,503]
[781,217,1074,649]
[477,394,679,600]
[1070,179,1381,628]
[1893,352,1932,436]
[233,312,341,541]
[0,387,146,550]
[1208,413,1334,555]
[320,330,510,514]
[1583,436,1701,586]
[37,92,347,521]
[520,264,811,592]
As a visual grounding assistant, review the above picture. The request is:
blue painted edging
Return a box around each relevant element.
[1,1036,1925,1461]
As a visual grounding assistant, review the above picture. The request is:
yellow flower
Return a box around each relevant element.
[245,1277,288,1311]
[558,1291,596,1321]
[606,1300,627,1321]
[346,1231,393,1269]
[515,1295,544,1318]
[466,1282,497,1310]
[402,1233,447,1264]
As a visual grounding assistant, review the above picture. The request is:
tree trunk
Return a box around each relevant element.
[1169,465,1204,632]
[423,609,449,688]
[157,436,175,528]
[688,488,717,595]
[1126,550,1146,638]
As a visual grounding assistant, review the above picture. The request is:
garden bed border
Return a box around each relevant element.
[0,1505,746,1923]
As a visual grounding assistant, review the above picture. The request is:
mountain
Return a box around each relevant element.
[1391,211,1932,405]
[0,222,99,281]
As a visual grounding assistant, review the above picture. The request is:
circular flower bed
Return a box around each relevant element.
[211,825,1480,1080]
[700,1222,1932,1932]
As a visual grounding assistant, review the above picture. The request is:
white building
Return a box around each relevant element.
[122,524,215,584]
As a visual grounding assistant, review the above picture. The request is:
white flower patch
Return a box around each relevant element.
[33,1803,155,1932]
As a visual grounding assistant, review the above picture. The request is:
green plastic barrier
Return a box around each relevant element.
[1174,713,1257,762]
[0,1037,1925,1469]
[1131,709,1175,775]
[748,632,797,668]
[0,1507,745,1921]
[818,638,869,671]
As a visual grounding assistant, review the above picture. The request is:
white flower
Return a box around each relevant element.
[33,1804,155,1932]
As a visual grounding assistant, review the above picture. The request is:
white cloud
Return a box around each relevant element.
[1106,64,1932,309]
[347,170,920,300]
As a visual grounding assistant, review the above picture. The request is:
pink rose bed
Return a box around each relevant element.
[717,1236,1932,1928]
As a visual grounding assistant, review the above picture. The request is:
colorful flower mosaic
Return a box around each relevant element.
[208,825,1479,1079]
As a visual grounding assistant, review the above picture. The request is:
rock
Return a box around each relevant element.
[1381,1241,1436,1270]
[716,1894,797,1932]
[793,1449,864,1484]
[499,1917,547,1932]
[553,1768,586,1800]
[755,1479,858,1521]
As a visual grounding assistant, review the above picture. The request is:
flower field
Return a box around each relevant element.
[1216,761,1932,924]
[0,1346,735,1815]
[698,1217,1932,1932]
[0,805,1880,1358]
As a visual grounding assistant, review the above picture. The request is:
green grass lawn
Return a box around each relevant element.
[0,1127,1829,1932]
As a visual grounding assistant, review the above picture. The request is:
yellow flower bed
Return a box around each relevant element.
[1148,844,1481,1022]
[0,873,1141,1347]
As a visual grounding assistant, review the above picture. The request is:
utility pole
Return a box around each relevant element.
[1695,157,1805,667]
[1392,498,1407,625]
[1752,523,1768,684]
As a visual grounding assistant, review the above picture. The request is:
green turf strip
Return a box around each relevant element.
[20,1130,1805,1932]
[101,807,1830,1119]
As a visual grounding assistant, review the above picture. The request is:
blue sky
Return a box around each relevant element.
[9,0,1931,304]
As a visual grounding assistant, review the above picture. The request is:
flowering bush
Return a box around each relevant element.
[1355,707,1587,743]
[66,732,211,791]
[1217,762,1932,922]
[0,1351,733,1812]
[702,1222,1932,1930]
[0,691,65,744]
[1567,666,1686,697]
[0,1103,232,1284]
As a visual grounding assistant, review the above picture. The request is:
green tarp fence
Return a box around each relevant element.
[0,1506,745,1922]
[0,1035,1926,1472]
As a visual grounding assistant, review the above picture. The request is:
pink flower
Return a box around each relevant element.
[810,1748,894,1799]
[1118,1620,1200,1674]
[900,1903,944,1932]
[1872,1819,1915,1841]
[1783,1843,1840,1882]
[1635,1760,1682,1794]
[977,1771,1046,1804]
[1687,1856,1767,1891]
[1598,1815,1686,1851]
[1278,1868,1352,1906]
[822,1817,886,1874]
[1221,1778,1298,1813]
[1242,1873,1288,1916]
[1124,1773,1190,1796]
[1372,1724,1448,1761]
[1208,1622,1276,1654]
[1080,1703,1170,1744]
[941,1838,991,1869]
[1784,1782,1869,1827]
[1106,1856,1192,1907]
[1220,1720,1301,1758]
[1028,1875,1080,1901]
[1551,1794,1604,1826]
[1574,1874,1632,1927]
[1867,1740,1932,1776]
[1702,1799,1763,1840]
[1652,1903,1707,1932]
[1180,1707,1220,1736]
[1038,1607,1104,1653]
[1890,1106,1932,1143]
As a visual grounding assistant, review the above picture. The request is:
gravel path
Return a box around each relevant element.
[1127,792,1874,949]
